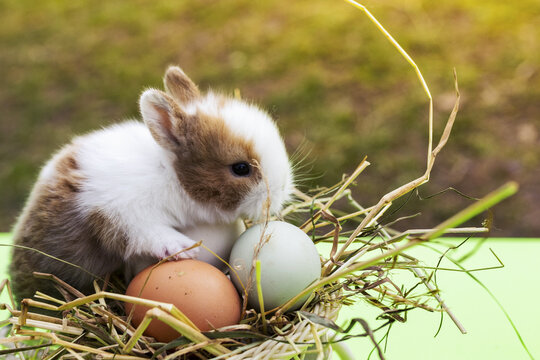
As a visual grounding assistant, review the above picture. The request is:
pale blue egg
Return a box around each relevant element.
[229,221,321,312]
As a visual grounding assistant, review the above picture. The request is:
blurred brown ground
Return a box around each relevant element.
[0,0,538,236]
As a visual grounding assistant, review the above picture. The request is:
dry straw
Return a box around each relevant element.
[0,1,521,359]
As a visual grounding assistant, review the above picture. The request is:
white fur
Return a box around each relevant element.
[66,91,292,262]
[71,121,236,260]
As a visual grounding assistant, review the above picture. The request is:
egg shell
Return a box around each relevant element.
[229,221,321,312]
[125,259,241,343]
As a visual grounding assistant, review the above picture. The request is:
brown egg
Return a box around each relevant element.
[125,259,241,343]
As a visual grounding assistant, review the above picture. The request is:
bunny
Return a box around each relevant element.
[9,66,294,303]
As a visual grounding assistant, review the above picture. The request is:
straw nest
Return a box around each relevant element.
[0,167,517,360]
[0,1,518,359]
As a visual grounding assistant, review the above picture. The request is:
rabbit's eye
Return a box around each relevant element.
[231,162,251,177]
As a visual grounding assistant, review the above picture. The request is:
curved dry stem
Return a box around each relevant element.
[301,157,370,233]
[123,307,230,356]
[14,330,144,360]
[329,69,460,266]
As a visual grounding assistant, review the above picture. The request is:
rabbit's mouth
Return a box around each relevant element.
[238,183,292,221]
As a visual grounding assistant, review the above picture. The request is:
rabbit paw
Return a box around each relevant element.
[160,241,200,260]
[134,226,201,261]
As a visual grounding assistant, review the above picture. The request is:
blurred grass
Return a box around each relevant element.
[0,0,538,235]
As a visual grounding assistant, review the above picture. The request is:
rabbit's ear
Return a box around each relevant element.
[163,66,200,104]
[139,89,186,151]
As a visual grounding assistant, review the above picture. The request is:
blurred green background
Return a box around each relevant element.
[1,0,539,235]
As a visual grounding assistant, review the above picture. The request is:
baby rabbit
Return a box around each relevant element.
[9,66,294,303]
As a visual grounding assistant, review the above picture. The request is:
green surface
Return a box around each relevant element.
[333,239,539,359]
[1,234,539,359]
[0,233,14,310]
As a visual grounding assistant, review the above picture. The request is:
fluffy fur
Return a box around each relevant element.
[9,66,293,302]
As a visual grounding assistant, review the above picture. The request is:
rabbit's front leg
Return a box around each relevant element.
[127,223,200,261]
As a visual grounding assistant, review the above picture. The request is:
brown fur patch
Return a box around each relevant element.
[164,67,200,104]
[170,109,262,210]
[57,154,82,193]
[9,145,125,304]
[87,209,128,255]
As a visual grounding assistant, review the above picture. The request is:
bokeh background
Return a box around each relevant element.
[1,0,538,236]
